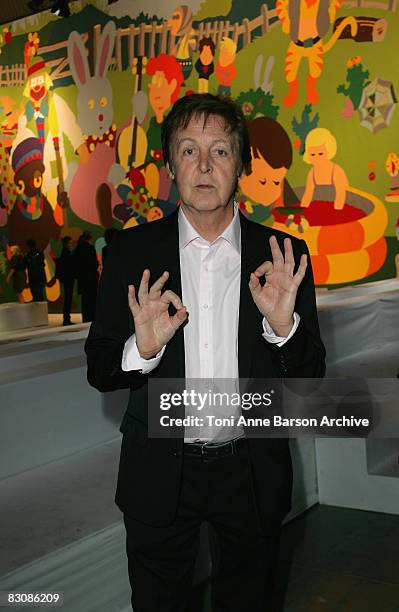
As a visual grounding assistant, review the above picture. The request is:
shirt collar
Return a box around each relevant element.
[178,201,241,253]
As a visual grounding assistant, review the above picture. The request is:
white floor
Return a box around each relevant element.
[0,309,130,608]
[0,439,122,576]
[0,438,131,611]
[0,521,131,612]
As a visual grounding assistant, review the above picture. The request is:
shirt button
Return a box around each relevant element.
[203,303,208,309]
[204,343,209,349]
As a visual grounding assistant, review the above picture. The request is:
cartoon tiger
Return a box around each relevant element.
[276,0,358,107]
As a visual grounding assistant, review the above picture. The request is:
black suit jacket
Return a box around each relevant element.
[85,208,326,527]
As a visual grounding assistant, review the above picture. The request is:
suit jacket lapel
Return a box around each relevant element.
[238,212,268,378]
[156,208,186,381]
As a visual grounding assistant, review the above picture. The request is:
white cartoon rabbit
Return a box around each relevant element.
[67,21,125,227]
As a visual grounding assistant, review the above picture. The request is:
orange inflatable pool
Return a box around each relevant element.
[271,186,388,285]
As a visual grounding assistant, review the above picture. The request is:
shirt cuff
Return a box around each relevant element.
[121,334,165,374]
[262,312,301,347]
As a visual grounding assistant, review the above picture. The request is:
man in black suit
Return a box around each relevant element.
[85,94,325,611]
[25,239,46,302]
[57,236,76,326]
[74,231,99,322]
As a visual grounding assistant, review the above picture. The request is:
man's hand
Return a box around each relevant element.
[249,236,307,336]
[128,269,188,359]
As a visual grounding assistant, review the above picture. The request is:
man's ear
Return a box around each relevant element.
[237,165,245,182]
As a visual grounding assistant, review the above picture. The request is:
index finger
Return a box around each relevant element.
[149,270,169,297]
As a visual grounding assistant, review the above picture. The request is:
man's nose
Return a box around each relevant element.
[198,151,212,174]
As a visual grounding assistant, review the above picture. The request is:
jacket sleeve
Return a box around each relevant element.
[265,237,326,378]
[84,232,148,393]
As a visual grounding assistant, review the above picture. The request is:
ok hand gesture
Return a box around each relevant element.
[249,236,307,337]
[128,269,188,359]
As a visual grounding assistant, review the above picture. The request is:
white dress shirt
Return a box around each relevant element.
[122,204,300,441]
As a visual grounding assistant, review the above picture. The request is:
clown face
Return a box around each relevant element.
[29,74,47,103]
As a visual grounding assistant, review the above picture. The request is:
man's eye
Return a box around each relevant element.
[273,181,280,186]
[183,148,194,155]
[259,178,266,185]
[215,149,227,156]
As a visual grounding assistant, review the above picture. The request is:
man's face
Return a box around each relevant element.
[239,153,287,206]
[170,114,241,214]
[148,71,176,119]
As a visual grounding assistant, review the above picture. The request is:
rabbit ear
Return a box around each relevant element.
[262,55,275,93]
[95,21,116,79]
[254,54,263,89]
[68,31,90,87]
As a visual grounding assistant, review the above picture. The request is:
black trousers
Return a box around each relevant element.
[124,441,281,612]
[80,286,97,322]
[30,281,45,302]
[62,279,74,323]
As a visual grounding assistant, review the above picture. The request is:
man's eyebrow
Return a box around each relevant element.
[176,138,196,147]
[210,139,232,147]
[176,137,232,148]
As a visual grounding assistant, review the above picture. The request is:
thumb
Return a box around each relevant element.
[171,307,188,329]
[176,306,188,321]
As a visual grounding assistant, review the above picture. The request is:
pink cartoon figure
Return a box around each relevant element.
[67,22,125,228]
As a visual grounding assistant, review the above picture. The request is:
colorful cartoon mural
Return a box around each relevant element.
[0,0,398,307]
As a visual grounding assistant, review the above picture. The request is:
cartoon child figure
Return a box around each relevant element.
[239,116,294,224]
[146,54,184,156]
[0,96,24,217]
[0,96,24,155]
[301,127,348,210]
[215,37,237,97]
[146,54,184,197]
[114,54,184,225]
[8,137,63,251]
[167,5,196,84]
[195,37,215,94]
